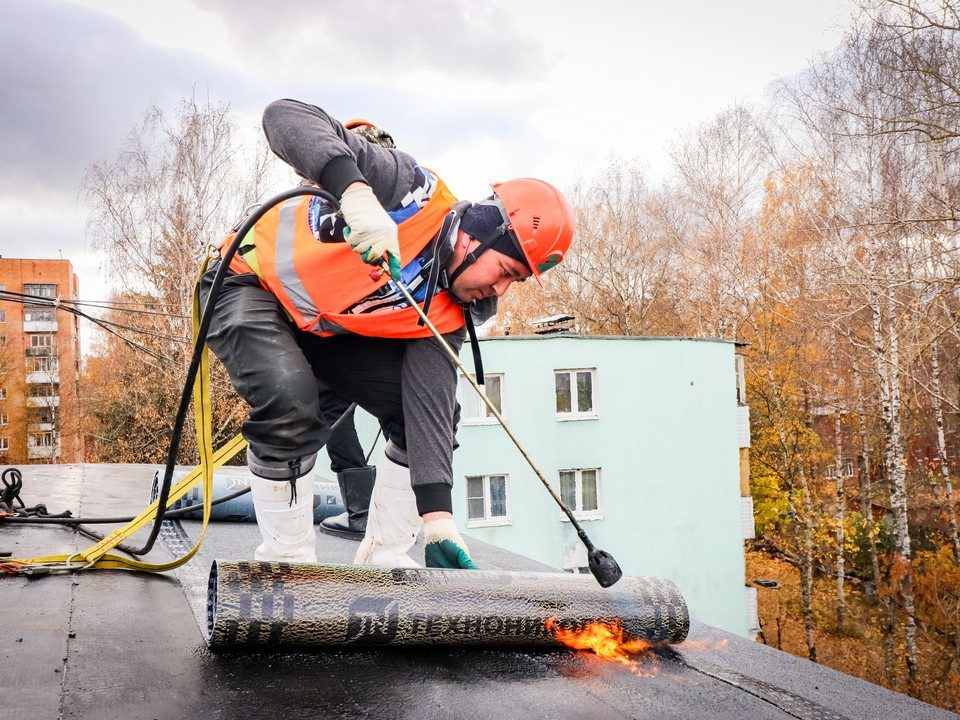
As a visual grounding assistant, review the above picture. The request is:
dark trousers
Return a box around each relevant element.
[198,261,463,510]
[316,383,367,474]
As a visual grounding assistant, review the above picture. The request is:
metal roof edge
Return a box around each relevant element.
[473,333,744,345]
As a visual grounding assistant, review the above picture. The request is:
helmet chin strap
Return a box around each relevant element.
[440,200,515,387]
[445,199,514,290]
[434,198,526,387]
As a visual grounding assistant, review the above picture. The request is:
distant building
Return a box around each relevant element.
[0,257,83,462]
[530,314,575,334]
[450,334,753,637]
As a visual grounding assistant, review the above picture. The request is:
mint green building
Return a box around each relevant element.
[450,334,751,637]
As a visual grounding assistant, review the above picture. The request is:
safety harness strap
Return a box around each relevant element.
[418,209,459,325]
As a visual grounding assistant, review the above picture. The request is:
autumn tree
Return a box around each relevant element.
[489,159,686,337]
[81,94,277,464]
[742,163,837,662]
[667,104,771,340]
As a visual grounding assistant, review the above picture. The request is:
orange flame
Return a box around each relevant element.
[545,617,654,674]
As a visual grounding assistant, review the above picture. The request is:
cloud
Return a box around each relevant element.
[0,0,550,205]
[197,0,548,84]
[0,0,247,199]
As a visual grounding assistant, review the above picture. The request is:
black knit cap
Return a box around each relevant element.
[459,199,528,267]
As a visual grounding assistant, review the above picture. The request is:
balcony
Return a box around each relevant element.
[24,320,58,333]
[28,444,61,460]
[26,371,60,384]
[28,429,61,460]
[28,422,55,433]
[25,347,53,358]
[27,396,60,408]
[736,405,750,448]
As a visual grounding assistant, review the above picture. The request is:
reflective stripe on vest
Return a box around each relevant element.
[218,177,465,340]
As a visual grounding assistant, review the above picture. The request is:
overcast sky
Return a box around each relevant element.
[1,0,854,307]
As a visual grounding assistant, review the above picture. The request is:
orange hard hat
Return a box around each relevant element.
[345,118,376,129]
[491,178,574,281]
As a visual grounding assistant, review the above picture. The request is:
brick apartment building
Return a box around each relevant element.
[0,257,83,463]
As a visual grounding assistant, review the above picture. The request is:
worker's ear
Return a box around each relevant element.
[454,228,476,253]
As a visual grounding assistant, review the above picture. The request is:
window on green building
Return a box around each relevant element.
[465,473,510,526]
[559,468,602,519]
[459,373,503,424]
[554,369,597,419]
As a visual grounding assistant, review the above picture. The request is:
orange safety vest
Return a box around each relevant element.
[217,178,466,339]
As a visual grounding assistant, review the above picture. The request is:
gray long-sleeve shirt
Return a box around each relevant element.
[262,99,417,211]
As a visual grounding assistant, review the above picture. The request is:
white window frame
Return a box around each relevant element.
[28,383,59,398]
[825,458,854,479]
[0,387,6,400]
[459,373,504,425]
[0,437,8,452]
[464,473,511,528]
[24,283,57,298]
[554,368,598,420]
[0,413,7,426]
[28,432,56,448]
[29,407,55,425]
[29,356,59,373]
[558,467,603,521]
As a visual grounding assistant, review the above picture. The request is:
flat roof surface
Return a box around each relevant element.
[1,464,955,720]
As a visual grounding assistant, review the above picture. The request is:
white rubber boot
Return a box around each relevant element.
[354,454,423,568]
[249,473,317,563]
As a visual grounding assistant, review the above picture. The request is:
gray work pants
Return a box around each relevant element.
[198,262,463,513]
[315,382,367,474]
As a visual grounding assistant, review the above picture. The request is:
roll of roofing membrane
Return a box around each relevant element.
[207,560,689,650]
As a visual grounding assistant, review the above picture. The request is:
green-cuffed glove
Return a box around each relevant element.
[340,183,402,282]
[424,517,479,570]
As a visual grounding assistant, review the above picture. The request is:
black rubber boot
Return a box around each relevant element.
[319,465,376,540]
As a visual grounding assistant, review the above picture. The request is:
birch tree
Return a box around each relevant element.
[930,337,960,564]
[853,366,898,682]
[81,94,276,463]
[832,353,848,634]
[668,105,770,340]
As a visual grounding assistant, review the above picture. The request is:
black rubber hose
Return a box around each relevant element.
[125,186,341,557]
[0,486,250,525]
[0,399,358,532]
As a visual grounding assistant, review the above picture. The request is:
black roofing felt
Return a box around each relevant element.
[1,464,955,720]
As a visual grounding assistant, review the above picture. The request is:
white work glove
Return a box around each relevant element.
[424,517,479,570]
[339,183,402,281]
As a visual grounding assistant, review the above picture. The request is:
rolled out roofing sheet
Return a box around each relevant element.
[207,560,690,649]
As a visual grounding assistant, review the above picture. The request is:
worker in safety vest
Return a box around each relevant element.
[199,98,574,569]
